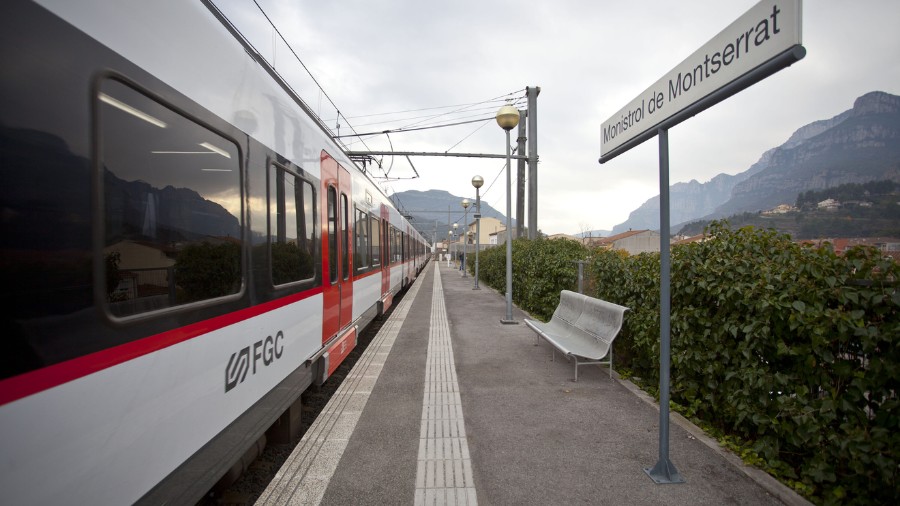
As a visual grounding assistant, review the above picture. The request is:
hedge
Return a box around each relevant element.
[473,222,898,505]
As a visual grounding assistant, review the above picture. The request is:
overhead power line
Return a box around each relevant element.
[333,116,494,139]
[331,92,524,121]
[220,1,530,189]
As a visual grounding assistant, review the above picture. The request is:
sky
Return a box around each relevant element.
[220,0,900,236]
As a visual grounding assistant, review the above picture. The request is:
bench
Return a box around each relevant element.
[524,290,629,381]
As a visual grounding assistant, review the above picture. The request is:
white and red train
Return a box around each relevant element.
[0,0,429,503]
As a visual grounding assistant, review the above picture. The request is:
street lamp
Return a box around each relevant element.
[497,105,519,324]
[471,175,484,290]
[461,198,470,277]
[447,230,453,267]
[452,223,458,269]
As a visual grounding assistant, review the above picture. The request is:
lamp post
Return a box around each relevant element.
[471,175,483,290]
[452,223,458,269]
[461,198,470,277]
[447,230,452,267]
[496,105,520,324]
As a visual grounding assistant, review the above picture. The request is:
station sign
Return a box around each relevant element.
[600,0,802,158]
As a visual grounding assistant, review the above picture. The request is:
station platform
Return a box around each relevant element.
[257,261,807,506]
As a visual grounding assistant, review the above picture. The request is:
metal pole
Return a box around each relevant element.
[645,127,684,484]
[501,128,516,324]
[576,261,584,294]
[516,111,527,239]
[462,206,468,277]
[526,86,540,239]
[474,187,481,290]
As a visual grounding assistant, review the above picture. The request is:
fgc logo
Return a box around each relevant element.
[225,331,284,392]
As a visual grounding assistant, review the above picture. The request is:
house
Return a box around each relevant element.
[800,237,900,261]
[457,216,504,254]
[674,233,708,245]
[817,198,841,211]
[762,204,796,215]
[594,229,660,254]
[103,239,176,301]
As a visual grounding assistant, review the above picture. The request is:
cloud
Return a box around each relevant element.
[243,0,900,234]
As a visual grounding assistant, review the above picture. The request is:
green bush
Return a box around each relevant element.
[666,222,897,505]
[475,222,898,505]
[474,237,588,320]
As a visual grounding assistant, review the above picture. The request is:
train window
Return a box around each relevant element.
[327,187,337,284]
[355,207,369,270]
[270,163,315,285]
[369,215,380,267]
[302,181,316,258]
[388,227,395,264]
[341,193,349,280]
[393,227,401,263]
[391,225,400,263]
[99,79,241,317]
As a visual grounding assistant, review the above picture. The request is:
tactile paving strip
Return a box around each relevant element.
[256,271,425,506]
[414,266,478,505]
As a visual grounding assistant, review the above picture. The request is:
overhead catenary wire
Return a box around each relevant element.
[237,1,529,207]
[333,116,495,139]
[334,92,526,140]
[482,143,521,199]
[329,94,523,123]
[397,90,525,131]
[244,0,391,178]
[341,93,526,179]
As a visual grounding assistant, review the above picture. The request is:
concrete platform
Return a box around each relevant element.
[257,261,808,505]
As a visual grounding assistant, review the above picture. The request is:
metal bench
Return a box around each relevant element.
[524,290,629,381]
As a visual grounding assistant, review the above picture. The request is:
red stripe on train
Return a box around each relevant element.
[0,288,322,406]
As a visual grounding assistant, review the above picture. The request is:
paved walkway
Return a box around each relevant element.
[258,261,808,505]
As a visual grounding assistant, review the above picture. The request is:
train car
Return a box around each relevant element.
[0,0,429,504]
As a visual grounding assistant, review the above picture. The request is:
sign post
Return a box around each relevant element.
[598,0,804,484]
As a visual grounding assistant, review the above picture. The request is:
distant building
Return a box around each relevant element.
[800,237,900,261]
[104,239,176,271]
[103,239,176,302]
[817,198,841,211]
[594,229,660,254]
[547,233,577,241]
[674,233,708,245]
[463,217,503,247]
[763,204,796,215]
[486,222,533,246]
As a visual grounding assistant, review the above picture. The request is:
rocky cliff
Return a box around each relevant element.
[611,91,900,233]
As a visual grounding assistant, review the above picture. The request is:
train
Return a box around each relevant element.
[0,0,430,503]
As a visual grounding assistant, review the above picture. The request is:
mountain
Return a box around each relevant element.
[389,189,510,241]
[611,91,900,234]
[677,180,900,239]
[610,172,756,234]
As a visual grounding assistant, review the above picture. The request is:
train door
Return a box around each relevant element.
[380,205,390,293]
[321,152,353,344]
